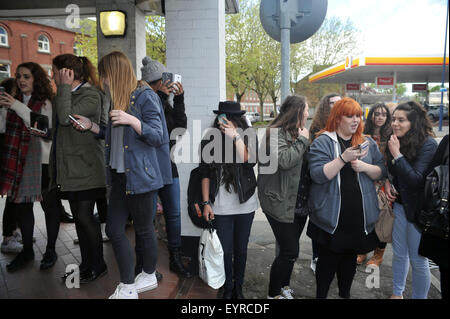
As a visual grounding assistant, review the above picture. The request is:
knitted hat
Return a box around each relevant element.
[141,56,168,83]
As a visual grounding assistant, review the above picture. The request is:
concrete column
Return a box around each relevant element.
[165,0,226,237]
[95,0,146,78]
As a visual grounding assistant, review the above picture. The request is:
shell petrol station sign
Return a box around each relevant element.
[376,76,394,88]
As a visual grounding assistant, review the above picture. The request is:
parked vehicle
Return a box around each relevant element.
[246,111,260,123]
[427,105,449,122]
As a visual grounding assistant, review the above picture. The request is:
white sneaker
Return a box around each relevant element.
[1,238,23,254]
[281,286,294,299]
[267,295,286,299]
[13,230,22,243]
[109,283,138,299]
[310,257,318,274]
[135,271,158,293]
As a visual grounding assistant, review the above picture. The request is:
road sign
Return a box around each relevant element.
[259,0,328,44]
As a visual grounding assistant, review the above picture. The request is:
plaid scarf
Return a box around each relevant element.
[0,96,44,198]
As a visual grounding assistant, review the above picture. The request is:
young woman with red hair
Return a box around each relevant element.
[306,97,387,298]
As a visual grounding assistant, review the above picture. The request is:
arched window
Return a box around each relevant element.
[0,27,8,46]
[38,34,50,53]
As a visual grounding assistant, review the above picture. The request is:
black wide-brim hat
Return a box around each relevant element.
[213,101,246,115]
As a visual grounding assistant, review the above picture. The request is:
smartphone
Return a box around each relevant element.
[358,141,369,151]
[162,72,173,86]
[68,114,86,129]
[0,86,5,94]
[173,74,182,83]
[218,113,227,124]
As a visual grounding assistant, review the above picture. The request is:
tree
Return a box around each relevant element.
[145,15,166,64]
[74,19,98,66]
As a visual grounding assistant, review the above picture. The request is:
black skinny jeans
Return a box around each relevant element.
[5,202,34,255]
[315,243,357,299]
[266,214,307,297]
[106,171,158,284]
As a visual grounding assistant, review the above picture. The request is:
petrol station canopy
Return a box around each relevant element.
[308,55,449,84]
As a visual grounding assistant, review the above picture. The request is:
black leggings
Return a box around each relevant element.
[267,214,307,297]
[6,202,34,254]
[2,201,18,237]
[40,164,61,253]
[315,243,357,299]
[69,200,105,273]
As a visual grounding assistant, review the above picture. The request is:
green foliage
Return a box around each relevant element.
[145,16,166,64]
[74,19,98,66]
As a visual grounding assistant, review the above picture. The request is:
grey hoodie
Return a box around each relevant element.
[307,131,387,235]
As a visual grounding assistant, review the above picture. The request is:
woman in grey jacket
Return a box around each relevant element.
[307,97,386,299]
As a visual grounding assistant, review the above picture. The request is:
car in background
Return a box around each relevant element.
[245,111,260,123]
[427,104,449,122]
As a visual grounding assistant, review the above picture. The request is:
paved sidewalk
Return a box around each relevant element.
[0,198,218,299]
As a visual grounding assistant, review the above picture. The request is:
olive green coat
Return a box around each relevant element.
[257,129,310,223]
[50,83,107,192]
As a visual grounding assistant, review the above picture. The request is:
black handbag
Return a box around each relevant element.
[294,152,312,217]
[416,146,449,239]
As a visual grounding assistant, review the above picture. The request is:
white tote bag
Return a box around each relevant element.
[198,227,225,289]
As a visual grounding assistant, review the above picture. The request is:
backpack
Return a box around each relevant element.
[416,145,449,239]
[187,166,211,229]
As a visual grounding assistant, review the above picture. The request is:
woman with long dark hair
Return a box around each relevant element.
[51,54,108,283]
[0,62,54,271]
[357,102,392,266]
[307,97,386,299]
[258,95,310,299]
[385,101,437,299]
[201,101,258,299]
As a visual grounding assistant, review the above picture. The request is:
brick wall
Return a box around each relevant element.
[0,20,77,80]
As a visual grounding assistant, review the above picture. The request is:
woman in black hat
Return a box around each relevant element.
[200,101,258,299]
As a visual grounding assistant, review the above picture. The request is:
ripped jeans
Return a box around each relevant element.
[266,214,307,297]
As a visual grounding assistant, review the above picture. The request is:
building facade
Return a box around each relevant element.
[0,19,77,81]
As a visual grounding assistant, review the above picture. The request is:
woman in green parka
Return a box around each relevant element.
[257,95,310,299]
[51,54,108,284]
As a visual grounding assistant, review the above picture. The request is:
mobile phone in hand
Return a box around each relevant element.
[162,72,173,86]
[69,114,86,129]
[358,141,369,151]
[218,113,227,125]
[0,86,5,94]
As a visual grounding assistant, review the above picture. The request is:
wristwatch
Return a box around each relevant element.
[202,200,211,206]
[391,154,403,165]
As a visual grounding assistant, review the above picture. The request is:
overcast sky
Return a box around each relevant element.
[327,0,449,56]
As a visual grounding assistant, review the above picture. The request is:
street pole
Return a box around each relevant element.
[280,0,290,104]
[439,0,449,132]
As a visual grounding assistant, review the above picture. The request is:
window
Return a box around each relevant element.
[38,35,50,53]
[0,64,10,81]
[0,27,8,46]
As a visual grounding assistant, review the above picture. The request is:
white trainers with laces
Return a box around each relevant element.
[109,283,138,299]
[13,230,22,243]
[267,295,286,299]
[1,237,23,254]
[135,271,158,293]
[281,286,294,299]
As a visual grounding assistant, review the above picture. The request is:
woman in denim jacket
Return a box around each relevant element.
[385,101,437,299]
[307,98,386,299]
[98,51,172,299]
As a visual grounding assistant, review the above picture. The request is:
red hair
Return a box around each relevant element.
[318,97,365,146]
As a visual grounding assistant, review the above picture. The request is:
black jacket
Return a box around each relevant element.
[157,91,187,178]
[418,135,449,268]
[199,132,257,204]
[388,137,438,223]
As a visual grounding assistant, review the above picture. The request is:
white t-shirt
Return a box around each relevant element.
[212,180,258,216]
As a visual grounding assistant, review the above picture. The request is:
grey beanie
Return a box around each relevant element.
[141,56,168,83]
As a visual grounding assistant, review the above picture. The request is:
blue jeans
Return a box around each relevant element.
[213,212,255,291]
[154,177,181,249]
[392,203,431,298]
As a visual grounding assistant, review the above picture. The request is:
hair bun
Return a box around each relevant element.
[142,56,153,66]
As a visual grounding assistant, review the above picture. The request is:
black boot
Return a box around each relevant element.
[233,285,245,299]
[6,249,35,272]
[169,248,192,278]
[40,249,57,270]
